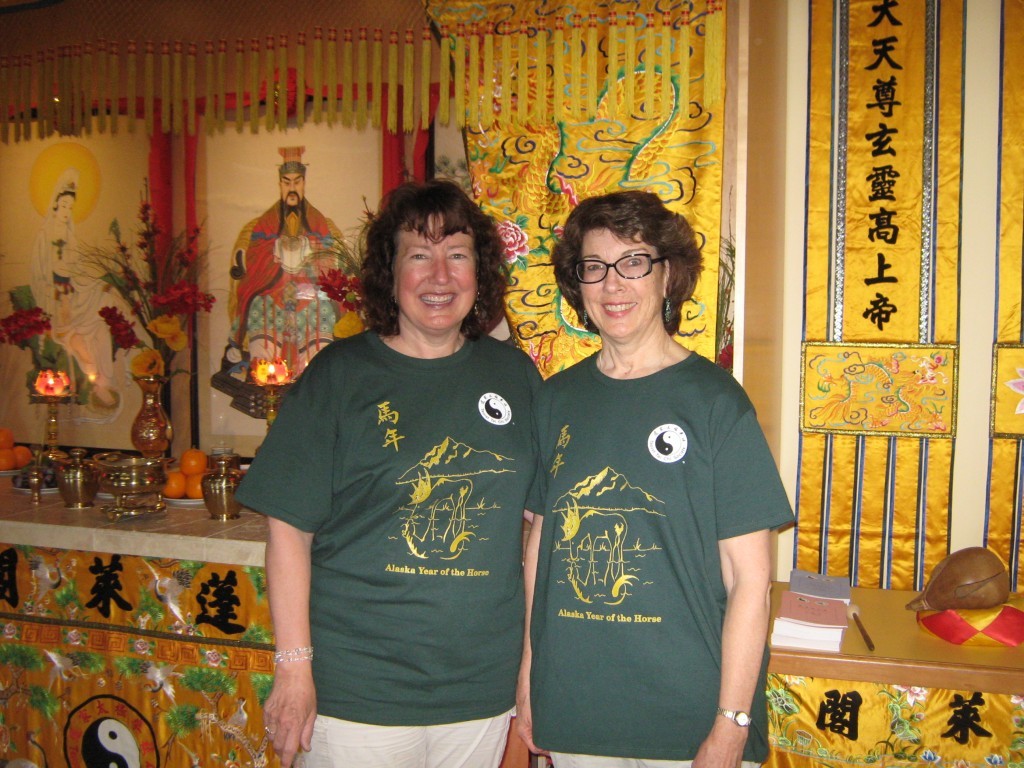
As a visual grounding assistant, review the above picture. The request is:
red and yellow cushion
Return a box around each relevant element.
[916,595,1024,646]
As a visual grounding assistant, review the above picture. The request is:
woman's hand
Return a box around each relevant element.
[692,717,749,768]
[262,662,316,767]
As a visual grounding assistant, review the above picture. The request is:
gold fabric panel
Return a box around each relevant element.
[0,541,273,767]
[799,0,964,589]
[987,0,1024,590]
[802,342,957,437]
[766,673,1023,767]
[425,2,726,376]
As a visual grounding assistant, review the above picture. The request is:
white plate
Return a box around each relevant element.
[164,497,207,507]
[12,485,59,494]
[0,468,21,476]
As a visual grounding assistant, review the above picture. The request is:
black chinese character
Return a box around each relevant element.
[867,76,901,118]
[84,554,133,618]
[863,293,898,330]
[943,692,993,745]
[866,165,900,201]
[195,570,244,634]
[865,124,899,157]
[866,36,903,71]
[865,253,898,286]
[868,208,900,245]
[0,547,19,609]
[868,0,903,28]
[816,689,863,741]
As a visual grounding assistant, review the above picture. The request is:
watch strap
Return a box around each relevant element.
[716,707,751,727]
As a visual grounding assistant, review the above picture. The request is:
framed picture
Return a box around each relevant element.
[199,120,381,459]
[0,121,155,452]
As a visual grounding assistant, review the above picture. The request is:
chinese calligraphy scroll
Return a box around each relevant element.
[987,0,1024,591]
[799,0,965,589]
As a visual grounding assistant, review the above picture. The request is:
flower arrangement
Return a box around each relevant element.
[716,236,735,373]
[86,193,216,379]
[316,267,365,339]
[0,306,51,346]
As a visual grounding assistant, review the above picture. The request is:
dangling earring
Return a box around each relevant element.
[663,298,672,323]
[581,309,589,329]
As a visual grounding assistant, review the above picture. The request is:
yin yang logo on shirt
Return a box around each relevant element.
[478,393,512,425]
[647,423,688,463]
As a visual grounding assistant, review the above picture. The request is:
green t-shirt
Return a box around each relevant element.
[530,353,794,760]
[237,332,541,725]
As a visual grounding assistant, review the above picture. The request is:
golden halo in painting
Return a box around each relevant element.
[29,142,101,222]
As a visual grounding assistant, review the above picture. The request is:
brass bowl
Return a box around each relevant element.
[93,452,168,521]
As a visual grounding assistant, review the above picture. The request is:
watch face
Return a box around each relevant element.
[735,711,751,727]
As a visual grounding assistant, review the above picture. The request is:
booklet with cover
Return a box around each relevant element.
[789,568,852,604]
[771,591,849,652]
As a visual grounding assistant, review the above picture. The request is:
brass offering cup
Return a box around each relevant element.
[93,452,168,521]
[201,453,244,520]
[57,448,100,509]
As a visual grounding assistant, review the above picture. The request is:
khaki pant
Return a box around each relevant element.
[301,709,513,768]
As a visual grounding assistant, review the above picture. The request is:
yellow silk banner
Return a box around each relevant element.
[0,542,274,767]
[425,2,726,377]
[987,0,1024,591]
[799,0,964,589]
[766,673,1023,767]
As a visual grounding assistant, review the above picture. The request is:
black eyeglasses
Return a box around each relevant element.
[574,253,667,284]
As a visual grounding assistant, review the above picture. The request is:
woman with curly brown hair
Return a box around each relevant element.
[239,179,540,768]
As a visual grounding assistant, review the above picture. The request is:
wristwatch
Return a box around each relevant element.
[716,707,751,727]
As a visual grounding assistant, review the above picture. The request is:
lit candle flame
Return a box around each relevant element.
[250,358,291,386]
[34,369,71,396]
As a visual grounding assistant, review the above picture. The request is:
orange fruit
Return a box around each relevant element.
[163,470,187,499]
[180,448,208,476]
[0,448,14,471]
[0,428,13,450]
[12,445,33,468]
[185,472,205,500]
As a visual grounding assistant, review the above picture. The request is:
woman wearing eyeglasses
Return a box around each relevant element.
[517,191,793,768]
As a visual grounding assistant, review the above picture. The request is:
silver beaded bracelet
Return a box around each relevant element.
[273,646,314,663]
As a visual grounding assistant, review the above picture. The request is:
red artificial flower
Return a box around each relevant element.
[317,268,363,313]
[151,280,216,315]
[717,342,734,372]
[0,306,51,345]
[99,306,142,350]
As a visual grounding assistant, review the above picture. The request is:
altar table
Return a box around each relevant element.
[0,481,532,767]
[766,582,1024,767]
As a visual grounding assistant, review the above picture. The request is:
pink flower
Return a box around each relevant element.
[204,649,224,666]
[498,220,529,264]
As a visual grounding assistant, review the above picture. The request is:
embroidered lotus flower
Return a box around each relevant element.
[498,220,530,264]
[1006,368,1024,415]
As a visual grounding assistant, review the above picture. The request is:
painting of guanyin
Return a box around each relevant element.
[211,146,353,417]
[29,168,119,416]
